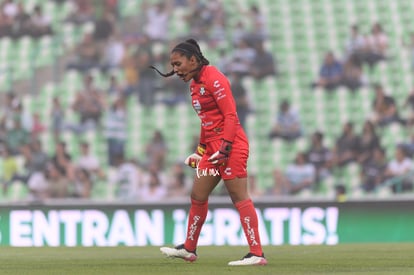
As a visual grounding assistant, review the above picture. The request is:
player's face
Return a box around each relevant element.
[170,51,198,82]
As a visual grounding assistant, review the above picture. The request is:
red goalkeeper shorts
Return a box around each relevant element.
[198,135,249,180]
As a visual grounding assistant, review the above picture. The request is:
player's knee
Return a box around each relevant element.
[190,192,209,202]
[229,194,250,204]
[226,186,249,204]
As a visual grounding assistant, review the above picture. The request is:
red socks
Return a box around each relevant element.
[235,199,263,256]
[184,198,208,252]
[184,198,263,256]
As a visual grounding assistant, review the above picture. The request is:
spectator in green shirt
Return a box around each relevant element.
[5,119,30,155]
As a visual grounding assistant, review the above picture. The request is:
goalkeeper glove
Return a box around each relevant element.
[184,143,206,168]
[208,139,232,166]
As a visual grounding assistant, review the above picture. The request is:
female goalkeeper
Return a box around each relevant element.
[151,39,267,266]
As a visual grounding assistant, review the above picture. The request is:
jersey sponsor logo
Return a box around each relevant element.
[192,99,201,113]
[217,94,227,100]
[188,215,201,240]
[214,87,225,95]
[196,167,220,178]
[213,80,221,88]
[214,86,226,101]
[244,216,259,246]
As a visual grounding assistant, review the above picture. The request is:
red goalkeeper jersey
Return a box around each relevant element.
[190,65,246,144]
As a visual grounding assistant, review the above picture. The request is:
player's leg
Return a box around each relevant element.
[185,174,221,250]
[219,135,267,265]
[160,174,221,262]
[224,177,267,266]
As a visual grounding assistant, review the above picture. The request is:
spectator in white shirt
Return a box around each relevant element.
[143,2,170,42]
[29,5,53,38]
[227,39,255,78]
[111,153,142,200]
[140,164,167,202]
[76,141,105,180]
[272,152,316,195]
[344,24,366,61]
[3,0,17,19]
[101,33,125,72]
[384,145,414,193]
[27,170,49,201]
[363,22,389,70]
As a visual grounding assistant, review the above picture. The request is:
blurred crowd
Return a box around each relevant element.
[0,0,278,202]
[311,21,395,93]
[0,0,413,203]
[268,116,414,198]
[284,20,414,198]
[0,0,53,39]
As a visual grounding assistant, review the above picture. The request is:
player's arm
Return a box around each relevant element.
[207,72,238,165]
[184,126,206,169]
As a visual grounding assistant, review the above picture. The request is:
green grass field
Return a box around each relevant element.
[1,244,414,275]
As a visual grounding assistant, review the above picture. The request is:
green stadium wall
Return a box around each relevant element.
[0,200,413,246]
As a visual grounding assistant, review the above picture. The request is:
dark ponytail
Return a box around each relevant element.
[150,38,209,78]
[148,65,175,77]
